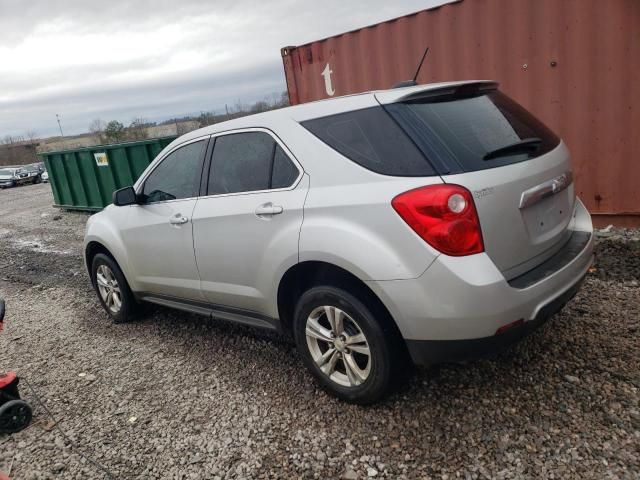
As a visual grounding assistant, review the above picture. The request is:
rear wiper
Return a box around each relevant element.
[483,137,542,161]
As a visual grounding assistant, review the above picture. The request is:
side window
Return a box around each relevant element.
[301,107,435,176]
[208,132,299,195]
[272,145,299,189]
[142,140,205,203]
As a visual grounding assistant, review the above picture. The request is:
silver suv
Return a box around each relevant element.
[84,81,594,403]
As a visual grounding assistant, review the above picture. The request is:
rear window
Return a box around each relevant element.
[386,90,560,173]
[301,107,435,176]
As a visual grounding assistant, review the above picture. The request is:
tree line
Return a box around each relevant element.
[88,91,290,145]
[0,91,291,150]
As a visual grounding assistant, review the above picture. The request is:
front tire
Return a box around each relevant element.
[293,286,396,404]
[91,253,136,323]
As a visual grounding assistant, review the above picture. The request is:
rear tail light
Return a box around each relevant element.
[392,184,484,256]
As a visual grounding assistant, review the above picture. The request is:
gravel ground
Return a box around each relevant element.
[0,183,638,479]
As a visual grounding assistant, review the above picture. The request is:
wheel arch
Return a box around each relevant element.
[84,239,135,289]
[85,240,115,269]
[277,261,405,349]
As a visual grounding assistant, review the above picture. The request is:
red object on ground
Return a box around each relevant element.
[0,471,11,480]
[0,372,17,390]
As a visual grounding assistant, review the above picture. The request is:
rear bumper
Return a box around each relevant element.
[405,274,585,365]
[366,197,594,365]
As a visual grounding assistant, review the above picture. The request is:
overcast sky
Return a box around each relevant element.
[0,0,450,138]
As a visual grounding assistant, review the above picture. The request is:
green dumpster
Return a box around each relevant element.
[39,136,176,212]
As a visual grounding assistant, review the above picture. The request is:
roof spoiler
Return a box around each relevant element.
[377,81,499,104]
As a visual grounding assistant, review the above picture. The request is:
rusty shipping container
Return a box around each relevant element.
[281,0,640,226]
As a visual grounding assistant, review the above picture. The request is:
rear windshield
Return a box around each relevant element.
[386,90,560,173]
[0,169,13,175]
[301,107,435,176]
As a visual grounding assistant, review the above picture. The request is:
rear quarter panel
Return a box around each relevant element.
[299,178,444,281]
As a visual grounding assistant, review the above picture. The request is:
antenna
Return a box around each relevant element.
[412,46,429,82]
[392,45,430,89]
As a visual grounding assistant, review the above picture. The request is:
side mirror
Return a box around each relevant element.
[113,186,138,206]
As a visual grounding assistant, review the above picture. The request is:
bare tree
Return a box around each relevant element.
[25,130,38,143]
[89,118,106,143]
[127,118,151,140]
[249,100,270,114]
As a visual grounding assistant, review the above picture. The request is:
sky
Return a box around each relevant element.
[0,0,451,139]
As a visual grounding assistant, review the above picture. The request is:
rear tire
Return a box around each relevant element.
[293,286,396,404]
[91,253,137,323]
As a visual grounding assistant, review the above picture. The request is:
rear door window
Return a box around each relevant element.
[271,145,299,189]
[386,90,560,173]
[301,107,435,177]
[207,132,300,195]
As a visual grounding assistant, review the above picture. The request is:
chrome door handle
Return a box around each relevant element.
[255,203,284,216]
[169,214,189,225]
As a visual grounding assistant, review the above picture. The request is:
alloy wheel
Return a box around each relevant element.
[96,264,122,314]
[305,306,372,387]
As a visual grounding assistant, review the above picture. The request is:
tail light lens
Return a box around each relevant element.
[392,184,484,256]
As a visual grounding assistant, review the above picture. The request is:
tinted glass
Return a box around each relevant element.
[142,140,205,203]
[208,132,299,194]
[301,107,434,176]
[393,90,560,173]
[271,145,299,188]
[209,132,273,195]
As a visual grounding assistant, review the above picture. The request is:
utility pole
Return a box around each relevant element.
[56,114,64,137]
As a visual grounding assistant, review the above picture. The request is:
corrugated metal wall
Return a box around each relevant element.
[281,0,640,225]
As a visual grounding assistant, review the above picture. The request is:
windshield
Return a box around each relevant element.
[0,169,14,175]
[386,90,560,173]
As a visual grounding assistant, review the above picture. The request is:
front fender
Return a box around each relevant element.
[84,207,138,290]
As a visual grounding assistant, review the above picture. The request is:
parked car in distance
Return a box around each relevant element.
[41,170,49,183]
[84,80,594,403]
[0,167,37,188]
[0,168,18,188]
[22,164,44,184]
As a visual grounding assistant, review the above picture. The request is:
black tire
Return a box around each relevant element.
[0,399,32,434]
[293,286,397,404]
[91,253,137,323]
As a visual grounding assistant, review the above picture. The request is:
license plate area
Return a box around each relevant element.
[522,189,573,241]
